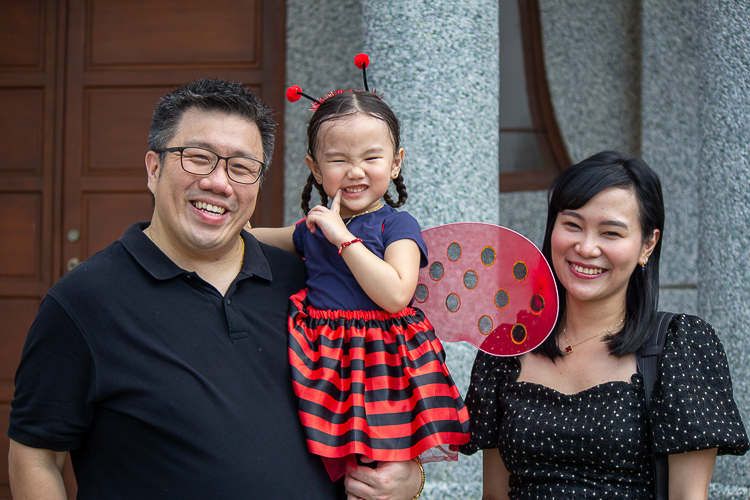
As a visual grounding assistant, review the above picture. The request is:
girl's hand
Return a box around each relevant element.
[306,190,354,247]
[307,189,420,313]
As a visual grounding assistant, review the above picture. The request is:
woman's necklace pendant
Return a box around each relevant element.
[562,317,624,355]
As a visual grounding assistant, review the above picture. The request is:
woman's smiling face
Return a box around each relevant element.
[550,187,659,307]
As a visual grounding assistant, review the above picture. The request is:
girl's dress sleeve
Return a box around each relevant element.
[381,210,428,267]
[292,218,307,257]
[459,350,516,455]
[649,314,749,456]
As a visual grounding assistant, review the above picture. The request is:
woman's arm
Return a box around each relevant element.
[305,191,420,313]
[247,225,297,254]
[667,448,717,500]
[482,448,511,500]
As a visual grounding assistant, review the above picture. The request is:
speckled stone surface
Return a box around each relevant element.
[362,0,500,228]
[497,190,548,248]
[695,0,750,489]
[538,0,642,163]
[641,0,701,290]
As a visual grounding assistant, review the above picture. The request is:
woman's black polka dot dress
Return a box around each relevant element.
[460,315,749,499]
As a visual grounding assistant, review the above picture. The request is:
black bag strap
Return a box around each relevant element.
[637,311,675,500]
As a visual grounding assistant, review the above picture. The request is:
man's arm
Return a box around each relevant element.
[344,458,422,500]
[8,439,68,500]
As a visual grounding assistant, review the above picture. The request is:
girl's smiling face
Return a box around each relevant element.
[306,114,404,218]
[550,187,659,308]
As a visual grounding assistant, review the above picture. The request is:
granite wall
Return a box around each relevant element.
[696,0,750,494]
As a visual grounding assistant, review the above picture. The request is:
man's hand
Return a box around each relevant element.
[344,458,422,500]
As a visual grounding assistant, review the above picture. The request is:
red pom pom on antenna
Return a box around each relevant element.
[354,53,370,69]
[286,85,303,102]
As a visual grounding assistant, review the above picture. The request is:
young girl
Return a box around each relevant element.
[251,87,469,481]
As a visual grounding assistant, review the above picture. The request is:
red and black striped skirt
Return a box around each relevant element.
[288,289,470,481]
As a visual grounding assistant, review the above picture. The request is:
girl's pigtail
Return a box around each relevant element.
[300,174,315,214]
[383,174,408,208]
[315,181,329,209]
[300,173,330,214]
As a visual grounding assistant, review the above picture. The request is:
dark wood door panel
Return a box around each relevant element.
[0,0,45,69]
[0,193,42,279]
[87,0,261,68]
[83,192,154,257]
[0,88,45,175]
[83,87,169,176]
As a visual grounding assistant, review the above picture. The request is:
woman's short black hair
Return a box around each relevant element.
[537,150,665,360]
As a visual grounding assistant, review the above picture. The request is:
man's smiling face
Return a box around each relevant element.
[146,108,263,259]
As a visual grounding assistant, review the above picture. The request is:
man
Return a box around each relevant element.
[8,79,421,499]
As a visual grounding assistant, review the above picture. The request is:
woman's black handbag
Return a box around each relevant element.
[636,311,675,500]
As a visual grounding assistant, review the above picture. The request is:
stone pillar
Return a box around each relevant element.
[362,1,499,497]
[640,0,702,315]
[697,0,750,494]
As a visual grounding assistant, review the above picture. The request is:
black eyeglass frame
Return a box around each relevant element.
[157,146,267,185]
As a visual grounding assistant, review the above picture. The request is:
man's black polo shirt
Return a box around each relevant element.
[9,222,343,499]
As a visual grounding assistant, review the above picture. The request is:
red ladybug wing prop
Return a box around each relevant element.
[415,223,558,356]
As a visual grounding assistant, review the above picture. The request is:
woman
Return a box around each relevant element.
[460,151,748,499]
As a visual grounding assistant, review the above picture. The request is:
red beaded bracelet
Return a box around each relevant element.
[338,238,362,255]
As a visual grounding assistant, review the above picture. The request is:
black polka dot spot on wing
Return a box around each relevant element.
[446,293,461,312]
[511,323,527,344]
[478,315,493,335]
[495,289,509,309]
[481,247,496,266]
[513,261,528,281]
[530,294,545,314]
[464,270,478,289]
[447,242,461,261]
[429,261,444,281]
[415,284,429,303]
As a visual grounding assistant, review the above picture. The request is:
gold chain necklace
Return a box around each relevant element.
[146,225,245,271]
[344,202,383,227]
[563,317,624,354]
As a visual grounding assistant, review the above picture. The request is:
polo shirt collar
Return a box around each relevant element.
[121,222,273,282]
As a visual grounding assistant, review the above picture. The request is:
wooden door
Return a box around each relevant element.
[0,0,61,496]
[0,1,286,497]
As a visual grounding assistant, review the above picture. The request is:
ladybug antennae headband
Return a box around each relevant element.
[354,53,370,91]
[286,53,373,110]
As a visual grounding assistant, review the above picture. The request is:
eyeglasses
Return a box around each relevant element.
[158,146,266,185]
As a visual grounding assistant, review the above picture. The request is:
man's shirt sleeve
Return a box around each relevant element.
[8,294,95,451]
